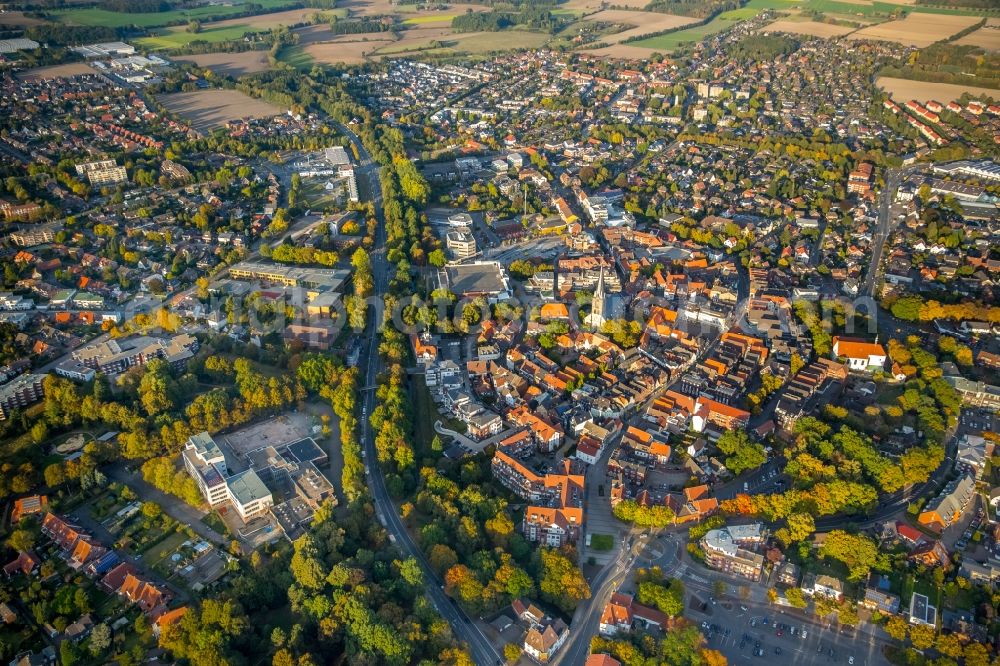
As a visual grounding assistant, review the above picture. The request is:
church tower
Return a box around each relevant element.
[587,265,608,328]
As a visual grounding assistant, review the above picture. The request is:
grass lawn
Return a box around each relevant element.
[142,531,189,569]
[300,179,344,210]
[136,23,258,49]
[54,0,293,28]
[276,43,315,70]
[410,379,444,451]
[201,511,229,536]
[590,534,614,551]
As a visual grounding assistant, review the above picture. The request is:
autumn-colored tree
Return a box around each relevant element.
[701,648,728,666]
[908,623,935,650]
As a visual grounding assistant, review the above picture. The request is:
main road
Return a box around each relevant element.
[341,123,503,666]
[862,165,921,299]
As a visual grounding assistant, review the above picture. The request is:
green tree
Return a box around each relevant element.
[716,430,766,475]
[818,531,881,581]
[884,615,909,642]
[6,529,35,552]
[88,622,111,655]
[536,548,590,614]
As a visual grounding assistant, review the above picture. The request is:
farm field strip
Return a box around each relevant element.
[53,0,293,28]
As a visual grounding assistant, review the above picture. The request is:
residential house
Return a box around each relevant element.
[3,551,40,578]
[918,473,975,533]
[11,495,47,523]
[671,485,719,524]
[523,616,569,663]
[801,573,843,601]
[909,593,937,627]
[909,540,950,568]
[598,592,669,636]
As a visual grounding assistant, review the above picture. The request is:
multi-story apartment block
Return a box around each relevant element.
[700,524,765,580]
[75,160,127,186]
[774,358,847,428]
[9,224,58,247]
[68,334,198,377]
[0,374,46,420]
[492,450,583,547]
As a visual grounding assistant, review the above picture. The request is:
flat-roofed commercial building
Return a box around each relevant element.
[183,432,230,507]
[228,262,348,295]
[446,228,477,259]
[437,260,511,302]
[225,469,273,521]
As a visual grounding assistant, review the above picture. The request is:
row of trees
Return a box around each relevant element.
[261,242,339,267]
[889,294,1000,324]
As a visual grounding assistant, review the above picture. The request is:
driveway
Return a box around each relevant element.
[106,464,226,546]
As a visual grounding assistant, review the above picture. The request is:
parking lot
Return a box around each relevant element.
[694,608,889,666]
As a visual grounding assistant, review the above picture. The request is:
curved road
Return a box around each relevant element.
[340,123,503,666]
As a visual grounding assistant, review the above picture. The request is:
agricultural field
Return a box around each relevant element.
[877,76,999,102]
[136,8,335,50]
[391,29,549,54]
[562,0,650,11]
[579,43,668,58]
[296,36,397,65]
[175,51,273,76]
[954,20,1000,51]
[336,0,490,17]
[52,0,294,28]
[402,13,459,25]
[578,9,697,43]
[762,18,857,37]
[630,0,798,52]
[289,18,468,63]
[17,62,96,80]
[802,0,995,16]
[158,89,285,133]
[136,23,262,49]
[848,12,981,46]
[0,10,46,27]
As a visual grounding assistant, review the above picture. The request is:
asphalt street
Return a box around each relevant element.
[342,122,504,666]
